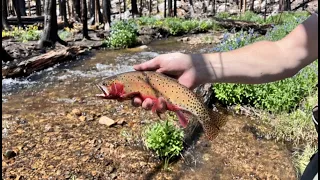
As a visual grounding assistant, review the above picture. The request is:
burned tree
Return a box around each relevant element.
[61,0,69,27]
[131,0,138,16]
[39,0,67,48]
[12,0,25,28]
[168,0,172,16]
[36,0,41,15]
[103,0,111,29]
[82,0,89,38]
[94,0,103,24]
[2,0,11,30]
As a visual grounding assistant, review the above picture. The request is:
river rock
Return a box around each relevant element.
[99,116,116,127]
[79,116,86,122]
[71,108,82,116]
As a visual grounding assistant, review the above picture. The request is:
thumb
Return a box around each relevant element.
[133,57,161,71]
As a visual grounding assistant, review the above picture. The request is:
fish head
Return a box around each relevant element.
[95,76,125,99]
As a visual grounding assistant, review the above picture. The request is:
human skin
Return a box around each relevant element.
[132,13,318,112]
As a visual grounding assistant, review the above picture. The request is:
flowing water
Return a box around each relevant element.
[2,38,297,179]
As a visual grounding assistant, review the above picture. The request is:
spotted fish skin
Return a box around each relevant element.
[96,71,226,141]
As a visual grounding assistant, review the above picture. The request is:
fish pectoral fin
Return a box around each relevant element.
[119,92,141,99]
[175,110,189,128]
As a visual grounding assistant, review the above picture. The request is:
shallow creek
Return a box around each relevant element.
[2,38,297,179]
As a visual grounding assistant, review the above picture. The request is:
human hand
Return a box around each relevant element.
[132,52,210,112]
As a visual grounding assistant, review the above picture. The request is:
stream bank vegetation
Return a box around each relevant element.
[211,11,318,176]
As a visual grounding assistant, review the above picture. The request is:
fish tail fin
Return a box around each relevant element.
[203,110,228,141]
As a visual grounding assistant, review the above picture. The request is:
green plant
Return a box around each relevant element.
[143,120,184,159]
[106,20,138,48]
[2,25,41,42]
[293,144,318,177]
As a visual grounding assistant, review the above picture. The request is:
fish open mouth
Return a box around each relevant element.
[95,84,109,97]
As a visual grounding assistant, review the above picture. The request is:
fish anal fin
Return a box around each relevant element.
[209,110,228,129]
[203,110,228,141]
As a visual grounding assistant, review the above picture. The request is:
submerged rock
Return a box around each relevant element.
[99,116,116,127]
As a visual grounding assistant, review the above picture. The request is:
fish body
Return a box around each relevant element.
[96,71,226,140]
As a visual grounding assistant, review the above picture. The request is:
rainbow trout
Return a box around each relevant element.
[96,71,226,140]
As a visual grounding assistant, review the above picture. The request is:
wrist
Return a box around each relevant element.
[190,53,221,85]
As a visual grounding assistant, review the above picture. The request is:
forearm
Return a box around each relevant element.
[200,14,318,84]
[201,40,296,84]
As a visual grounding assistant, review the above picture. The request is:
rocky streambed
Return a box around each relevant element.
[2,37,298,180]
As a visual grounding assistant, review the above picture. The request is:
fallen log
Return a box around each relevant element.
[7,16,45,25]
[2,46,88,79]
[212,17,273,35]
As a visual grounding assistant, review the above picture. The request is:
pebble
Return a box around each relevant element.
[3,150,17,159]
[71,108,82,116]
[79,116,86,121]
[44,124,54,132]
[99,116,116,127]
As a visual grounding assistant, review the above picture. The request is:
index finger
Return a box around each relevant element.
[133,57,161,71]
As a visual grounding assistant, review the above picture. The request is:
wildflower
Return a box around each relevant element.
[236,37,241,45]
[223,33,229,41]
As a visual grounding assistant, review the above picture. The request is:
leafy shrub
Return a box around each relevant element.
[2,25,41,42]
[106,20,138,48]
[212,12,318,113]
[216,11,310,25]
[181,20,199,33]
[143,120,184,159]
[162,18,185,35]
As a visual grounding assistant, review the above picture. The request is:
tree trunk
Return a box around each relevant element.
[58,0,62,18]
[2,0,8,17]
[131,0,138,15]
[12,0,24,28]
[42,0,45,13]
[90,0,94,19]
[39,0,67,48]
[35,0,41,15]
[168,0,172,16]
[2,0,11,30]
[279,0,285,11]
[173,0,176,16]
[66,0,71,19]
[1,47,14,62]
[250,0,254,11]
[149,0,151,15]
[27,0,31,16]
[139,0,142,16]
[103,0,111,28]
[19,0,26,16]
[74,0,81,20]
[285,0,290,10]
[164,0,166,17]
[95,0,99,24]
[156,0,159,13]
[82,0,89,38]
[242,0,246,12]
[61,0,68,27]
[118,0,121,20]
[264,0,267,21]
[212,0,216,15]
[123,0,126,12]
